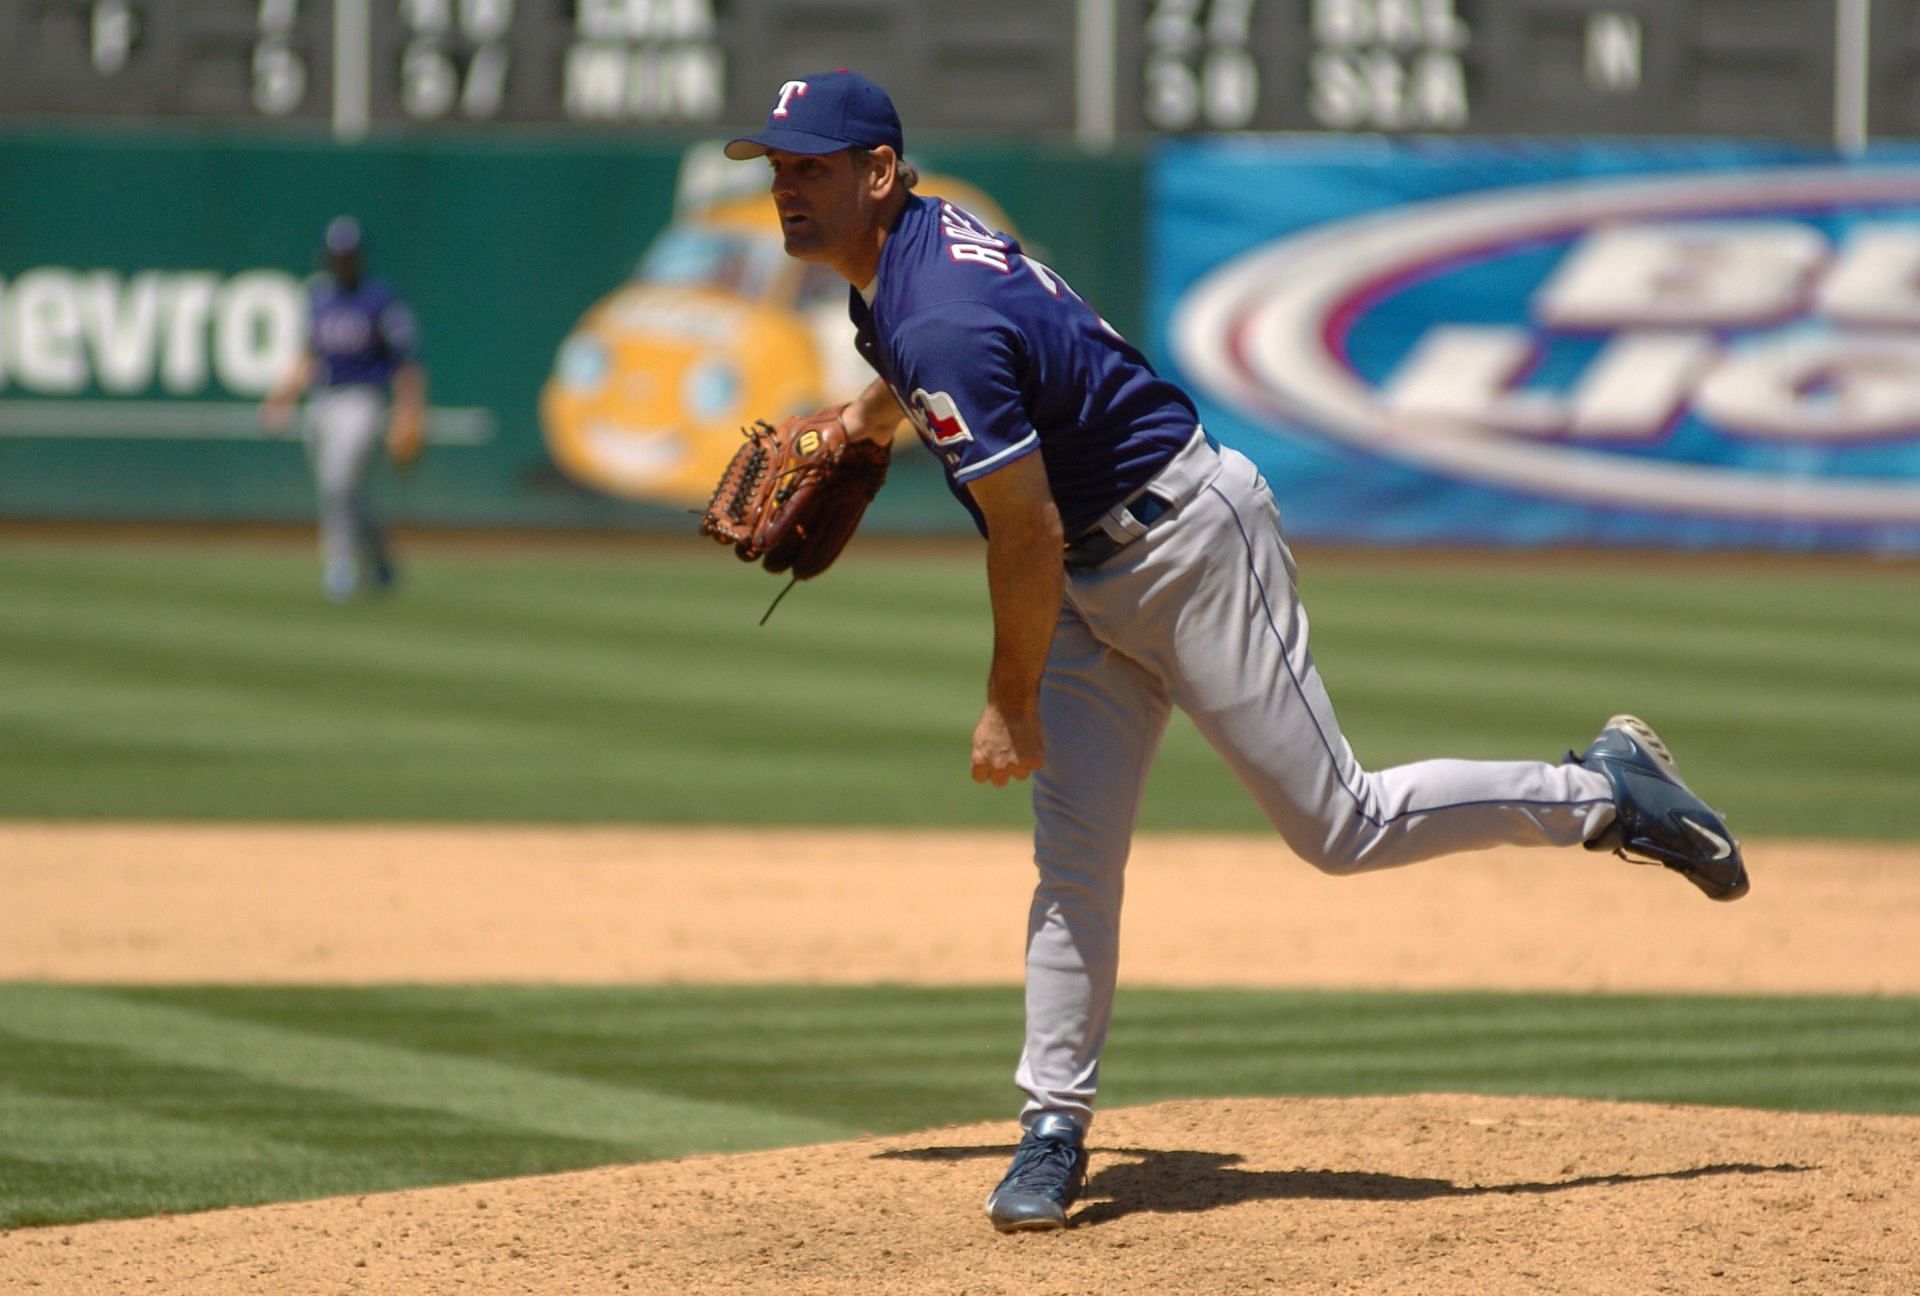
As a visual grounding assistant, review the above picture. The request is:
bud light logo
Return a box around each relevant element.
[1172,165,1920,527]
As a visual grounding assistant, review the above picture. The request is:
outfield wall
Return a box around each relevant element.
[4,130,1919,550]
[0,128,1143,534]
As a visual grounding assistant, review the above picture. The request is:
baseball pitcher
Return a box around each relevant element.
[713,70,1750,1234]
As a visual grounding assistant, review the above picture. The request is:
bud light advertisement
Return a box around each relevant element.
[1154,140,1920,552]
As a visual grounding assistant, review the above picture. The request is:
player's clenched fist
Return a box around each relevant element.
[971,701,1045,787]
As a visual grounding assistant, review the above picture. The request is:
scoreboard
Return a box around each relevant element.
[0,0,1083,134]
[1118,0,1850,140]
[0,0,1908,146]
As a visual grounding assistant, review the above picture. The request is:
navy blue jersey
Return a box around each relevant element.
[308,275,418,390]
[851,195,1197,538]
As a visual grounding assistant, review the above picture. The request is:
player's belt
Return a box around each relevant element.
[1063,426,1220,571]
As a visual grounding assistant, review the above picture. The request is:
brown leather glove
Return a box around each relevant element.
[700,407,892,580]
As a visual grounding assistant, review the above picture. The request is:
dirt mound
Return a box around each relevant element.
[4,1094,1914,1295]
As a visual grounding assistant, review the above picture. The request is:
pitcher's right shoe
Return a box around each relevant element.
[985,1112,1088,1233]
[1571,715,1749,902]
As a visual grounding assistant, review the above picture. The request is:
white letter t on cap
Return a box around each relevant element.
[772,80,808,117]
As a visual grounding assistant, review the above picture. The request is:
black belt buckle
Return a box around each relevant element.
[1064,491,1172,570]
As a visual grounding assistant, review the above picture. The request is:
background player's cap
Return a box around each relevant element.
[724,70,904,161]
[323,215,363,256]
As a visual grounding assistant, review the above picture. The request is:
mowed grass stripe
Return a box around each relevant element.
[0,567,982,730]
[0,616,965,756]
[111,984,1026,1135]
[0,986,851,1155]
[0,549,986,736]
[97,984,1920,1118]
[1103,991,1920,1114]
[0,1076,624,1182]
[0,544,1913,834]
[2,984,1918,1227]
[0,1029,628,1170]
[0,1085,319,1174]
[0,1075,634,1229]
[0,551,990,819]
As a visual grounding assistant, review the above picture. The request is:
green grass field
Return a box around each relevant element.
[3,983,1918,1229]
[1,540,1915,836]
[2,538,1916,1230]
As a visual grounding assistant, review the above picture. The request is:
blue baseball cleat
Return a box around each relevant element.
[985,1112,1088,1233]
[1572,715,1749,902]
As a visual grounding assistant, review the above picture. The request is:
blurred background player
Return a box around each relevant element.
[261,216,427,602]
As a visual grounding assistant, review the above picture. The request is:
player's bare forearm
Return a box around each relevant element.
[390,362,427,419]
[385,363,428,468]
[839,378,905,444]
[260,354,315,430]
[966,452,1064,786]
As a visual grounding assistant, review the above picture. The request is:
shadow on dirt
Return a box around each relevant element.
[877,1144,1811,1228]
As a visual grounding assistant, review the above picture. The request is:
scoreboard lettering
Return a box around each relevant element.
[1113,0,1849,140]
[0,0,331,121]
[0,0,1909,145]
[1306,0,1472,132]
[371,0,727,126]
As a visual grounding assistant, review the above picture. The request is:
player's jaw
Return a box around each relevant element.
[776,204,826,256]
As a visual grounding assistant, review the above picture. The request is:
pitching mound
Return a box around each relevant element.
[4,1093,1915,1295]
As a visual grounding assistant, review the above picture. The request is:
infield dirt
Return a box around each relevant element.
[2,825,1916,1293]
[7,825,1917,993]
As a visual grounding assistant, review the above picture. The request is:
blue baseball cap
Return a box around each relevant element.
[724,70,904,160]
[323,215,363,256]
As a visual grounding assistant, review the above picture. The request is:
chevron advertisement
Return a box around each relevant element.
[1156,141,1920,551]
[0,132,1140,530]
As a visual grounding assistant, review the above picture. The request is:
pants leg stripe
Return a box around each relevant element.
[1205,482,1612,830]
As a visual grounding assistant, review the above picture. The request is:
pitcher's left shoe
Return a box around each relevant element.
[985,1112,1088,1233]
[1571,715,1749,902]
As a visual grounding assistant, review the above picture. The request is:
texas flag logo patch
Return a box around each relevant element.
[909,388,974,447]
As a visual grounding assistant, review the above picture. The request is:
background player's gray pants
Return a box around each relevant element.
[305,386,389,594]
[1014,436,1617,1129]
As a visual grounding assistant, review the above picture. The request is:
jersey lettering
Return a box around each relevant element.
[1020,253,1126,337]
[949,243,1011,272]
[940,202,1013,273]
[1022,255,1062,297]
[771,80,807,116]
[908,387,975,447]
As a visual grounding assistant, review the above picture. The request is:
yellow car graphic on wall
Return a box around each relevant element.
[541,150,1019,505]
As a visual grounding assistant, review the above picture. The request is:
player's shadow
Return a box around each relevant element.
[877,1144,1810,1228]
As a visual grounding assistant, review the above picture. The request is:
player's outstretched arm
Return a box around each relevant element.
[260,354,315,431]
[839,378,906,444]
[387,361,428,468]
[965,452,1063,787]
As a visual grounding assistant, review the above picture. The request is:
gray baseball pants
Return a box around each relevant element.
[305,385,390,591]
[1014,430,1617,1128]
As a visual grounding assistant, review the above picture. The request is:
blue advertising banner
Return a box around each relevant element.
[1153,140,1920,551]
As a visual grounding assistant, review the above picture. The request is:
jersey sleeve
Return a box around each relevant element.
[377,297,419,362]
[889,303,1037,484]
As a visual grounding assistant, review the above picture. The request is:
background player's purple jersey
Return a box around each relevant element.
[309,276,418,391]
[851,195,1197,538]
